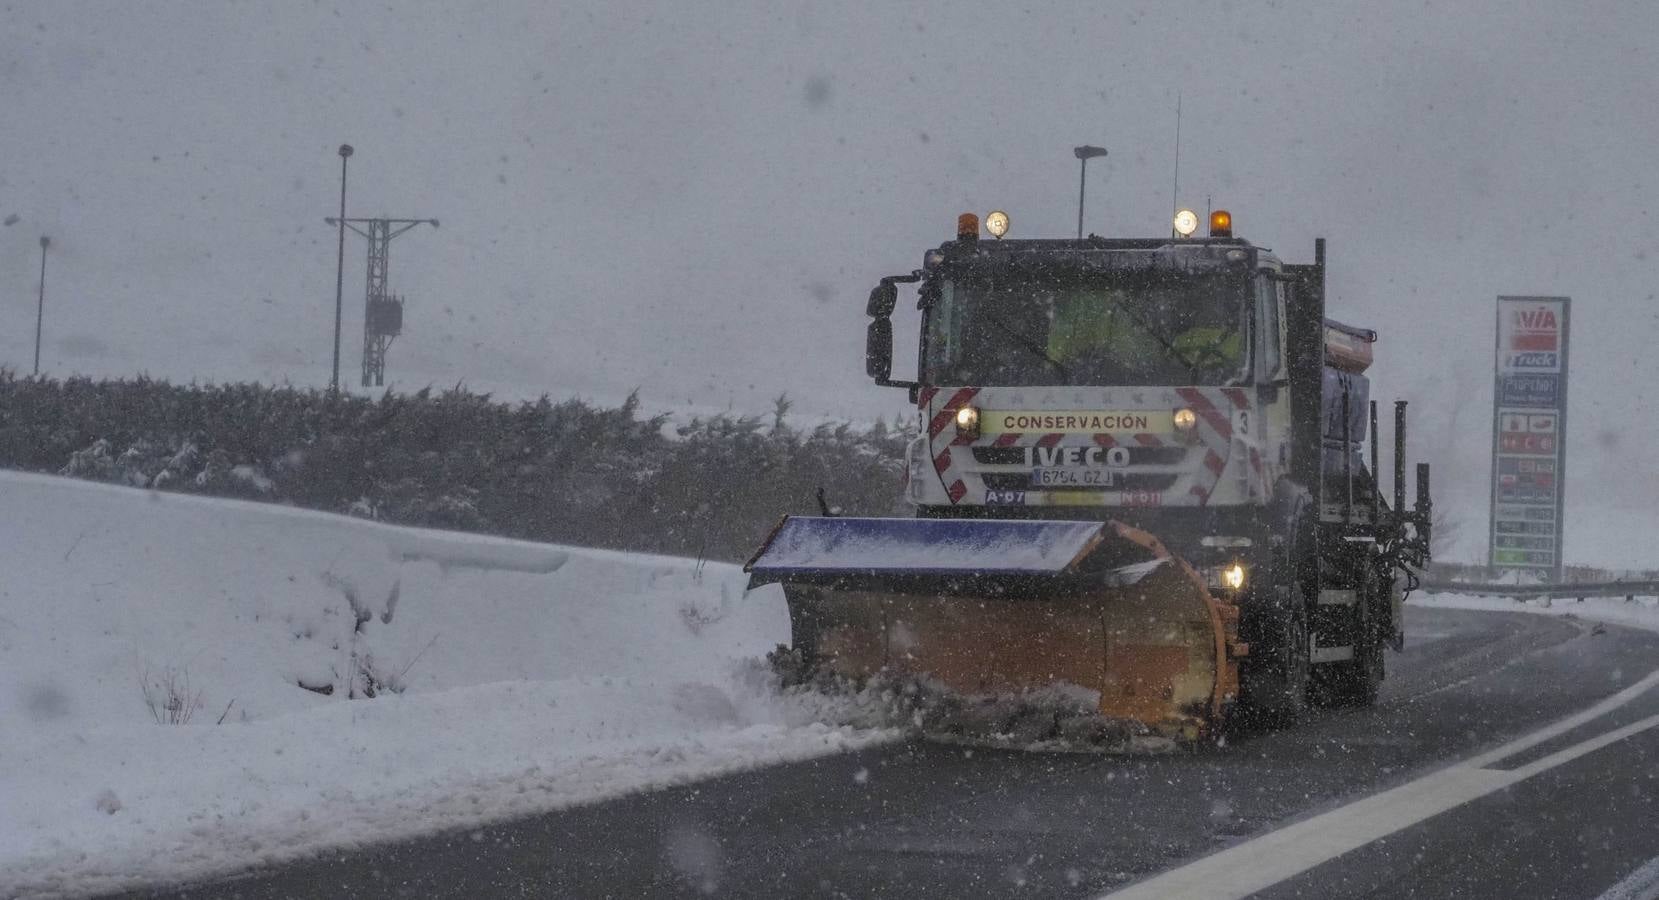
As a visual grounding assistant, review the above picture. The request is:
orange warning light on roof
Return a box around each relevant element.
[1209,209,1233,238]
[957,213,980,240]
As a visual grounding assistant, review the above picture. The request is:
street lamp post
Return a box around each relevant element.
[1073,145,1108,239]
[33,235,49,376]
[331,143,354,393]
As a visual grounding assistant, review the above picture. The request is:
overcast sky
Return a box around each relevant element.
[2,1,1655,566]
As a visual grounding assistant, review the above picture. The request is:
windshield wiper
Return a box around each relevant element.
[980,311,1071,380]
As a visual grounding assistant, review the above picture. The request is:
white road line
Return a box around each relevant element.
[1599,863,1659,900]
[1102,668,1659,900]
[1599,856,1659,900]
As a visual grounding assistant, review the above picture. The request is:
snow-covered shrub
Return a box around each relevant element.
[139,665,203,725]
[60,438,117,482]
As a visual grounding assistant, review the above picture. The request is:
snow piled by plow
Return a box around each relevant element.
[782,674,1176,754]
[0,471,889,898]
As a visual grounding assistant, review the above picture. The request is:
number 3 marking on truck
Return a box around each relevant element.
[1233,409,1251,437]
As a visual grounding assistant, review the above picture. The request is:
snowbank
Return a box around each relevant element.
[0,471,886,898]
[1413,590,1659,634]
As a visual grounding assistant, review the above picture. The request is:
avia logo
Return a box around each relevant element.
[1509,308,1559,351]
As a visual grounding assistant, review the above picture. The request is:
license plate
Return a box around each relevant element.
[1030,467,1117,487]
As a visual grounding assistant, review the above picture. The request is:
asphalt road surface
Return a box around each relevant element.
[124,607,1659,900]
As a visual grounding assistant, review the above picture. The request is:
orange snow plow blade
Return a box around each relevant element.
[744,517,1241,739]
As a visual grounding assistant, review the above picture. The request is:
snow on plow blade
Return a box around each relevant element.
[745,516,1240,739]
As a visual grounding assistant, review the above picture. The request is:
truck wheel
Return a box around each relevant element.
[1351,630,1385,705]
[1237,586,1310,729]
[1313,574,1385,708]
[1315,629,1383,707]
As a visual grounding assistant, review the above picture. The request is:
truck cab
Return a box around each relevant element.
[867,214,1320,582]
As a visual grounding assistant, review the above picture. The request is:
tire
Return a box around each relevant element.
[1347,628,1385,706]
[1314,631,1383,708]
[1237,499,1315,730]
[1238,584,1311,729]
[1312,571,1385,708]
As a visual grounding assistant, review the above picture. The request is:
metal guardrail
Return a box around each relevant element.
[1422,580,1659,601]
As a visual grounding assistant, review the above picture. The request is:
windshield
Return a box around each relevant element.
[923,270,1250,386]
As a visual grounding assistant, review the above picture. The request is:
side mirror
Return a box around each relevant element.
[866,318,893,382]
[867,283,897,317]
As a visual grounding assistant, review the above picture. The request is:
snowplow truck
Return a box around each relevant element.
[746,210,1432,738]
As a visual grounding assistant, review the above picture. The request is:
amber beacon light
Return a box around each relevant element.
[957,213,980,240]
[1209,209,1233,238]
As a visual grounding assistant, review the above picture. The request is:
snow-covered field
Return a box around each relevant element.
[0,471,888,898]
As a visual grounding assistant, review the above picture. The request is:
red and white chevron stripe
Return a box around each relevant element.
[920,386,980,504]
[1174,387,1236,505]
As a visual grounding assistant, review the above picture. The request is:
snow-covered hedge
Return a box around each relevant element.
[0,372,909,561]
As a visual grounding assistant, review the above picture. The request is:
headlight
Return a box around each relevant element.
[955,405,981,439]
[1205,562,1248,592]
[1173,208,1199,237]
[985,210,1009,239]
[1173,408,1198,431]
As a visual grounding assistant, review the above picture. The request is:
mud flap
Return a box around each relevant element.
[746,516,1240,738]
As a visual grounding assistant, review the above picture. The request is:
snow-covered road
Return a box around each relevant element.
[0,471,889,898]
